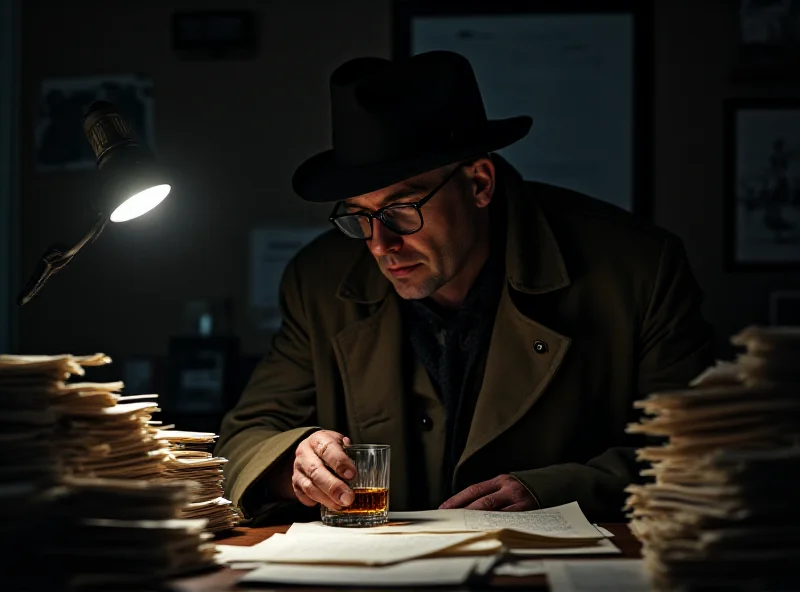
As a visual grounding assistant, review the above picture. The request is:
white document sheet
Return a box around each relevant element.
[223,531,486,566]
[494,559,547,577]
[544,559,651,592]
[286,502,602,540]
[508,538,620,556]
[239,556,484,587]
[594,524,615,537]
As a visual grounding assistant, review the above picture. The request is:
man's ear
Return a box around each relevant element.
[470,156,495,209]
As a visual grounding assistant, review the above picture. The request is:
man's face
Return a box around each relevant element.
[343,160,493,301]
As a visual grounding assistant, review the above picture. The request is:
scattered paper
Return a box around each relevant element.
[222,531,487,566]
[288,502,603,541]
[239,556,484,587]
[544,560,650,592]
[463,502,599,538]
[509,538,620,556]
[594,525,615,537]
[215,544,266,564]
[494,559,546,577]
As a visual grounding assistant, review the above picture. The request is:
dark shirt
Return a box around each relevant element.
[401,240,505,502]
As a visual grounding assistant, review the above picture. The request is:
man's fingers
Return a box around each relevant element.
[297,455,355,507]
[465,492,509,510]
[292,481,319,508]
[293,474,342,510]
[439,479,501,509]
[309,432,357,480]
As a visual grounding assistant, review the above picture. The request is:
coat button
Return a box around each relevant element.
[533,340,548,354]
[420,415,434,431]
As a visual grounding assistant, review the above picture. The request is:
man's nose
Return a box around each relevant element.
[368,220,402,256]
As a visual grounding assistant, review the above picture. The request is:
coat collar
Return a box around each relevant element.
[336,155,571,304]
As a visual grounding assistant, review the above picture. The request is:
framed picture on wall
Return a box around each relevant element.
[736,0,800,80]
[392,0,653,216]
[725,98,800,270]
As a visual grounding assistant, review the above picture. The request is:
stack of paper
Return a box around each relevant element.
[0,353,109,488]
[23,353,170,480]
[625,325,800,591]
[0,354,219,588]
[157,430,241,533]
[45,477,217,589]
[0,354,94,588]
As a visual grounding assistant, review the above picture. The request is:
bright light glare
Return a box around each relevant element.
[110,184,171,223]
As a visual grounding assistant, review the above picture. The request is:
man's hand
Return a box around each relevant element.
[292,430,357,511]
[439,475,538,511]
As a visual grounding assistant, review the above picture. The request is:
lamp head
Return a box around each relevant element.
[83,101,170,222]
[17,102,172,305]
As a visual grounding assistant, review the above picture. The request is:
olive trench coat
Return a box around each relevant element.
[215,157,713,522]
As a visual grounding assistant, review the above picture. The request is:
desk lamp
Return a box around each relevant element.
[18,101,170,305]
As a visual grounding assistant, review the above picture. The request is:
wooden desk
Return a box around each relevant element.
[167,523,641,591]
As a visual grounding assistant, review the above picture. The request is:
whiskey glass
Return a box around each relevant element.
[321,444,390,527]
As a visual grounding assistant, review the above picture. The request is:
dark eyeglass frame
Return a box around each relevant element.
[329,162,466,240]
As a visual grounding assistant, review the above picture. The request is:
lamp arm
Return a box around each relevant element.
[17,213,109,306]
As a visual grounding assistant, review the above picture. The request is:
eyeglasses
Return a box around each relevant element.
[329,163,465,240]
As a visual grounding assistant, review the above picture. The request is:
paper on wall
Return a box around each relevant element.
[249,227,328,329]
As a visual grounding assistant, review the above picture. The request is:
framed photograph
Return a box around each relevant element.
[725,99,800,270]
[736,0,800,80]
[35,74,154,172]
[393,0,653,216]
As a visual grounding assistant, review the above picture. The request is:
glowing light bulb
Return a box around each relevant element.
[110,184,171,223]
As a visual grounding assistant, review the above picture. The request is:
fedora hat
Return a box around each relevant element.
[292,51,531,202]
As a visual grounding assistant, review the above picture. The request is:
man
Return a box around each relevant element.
[215,51,712,523]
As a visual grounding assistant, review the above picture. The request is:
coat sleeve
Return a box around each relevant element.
[511,234,714,521]
[214,256,321,520]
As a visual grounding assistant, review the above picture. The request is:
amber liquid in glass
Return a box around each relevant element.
[343,487,388,515]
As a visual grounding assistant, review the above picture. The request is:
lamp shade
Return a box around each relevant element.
[83,101,171,222]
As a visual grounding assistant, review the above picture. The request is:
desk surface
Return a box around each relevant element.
[166,523,641,591]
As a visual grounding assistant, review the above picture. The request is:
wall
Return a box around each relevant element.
[17,0,391,360]
[16,0,800,363]
[653,1,800,356]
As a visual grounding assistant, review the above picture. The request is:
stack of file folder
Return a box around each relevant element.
[625,326,800,591]
[0,354,219,589]
[158,429,241,533]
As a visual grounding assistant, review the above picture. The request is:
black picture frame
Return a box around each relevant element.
[392,0,654,218]
[724,98,800,271]
[735,0,800,82]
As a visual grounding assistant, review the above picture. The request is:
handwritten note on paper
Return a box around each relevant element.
[464,502,600,538]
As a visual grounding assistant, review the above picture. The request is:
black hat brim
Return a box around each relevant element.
[292,116,532,203]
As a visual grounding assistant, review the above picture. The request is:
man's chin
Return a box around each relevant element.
[389,275,441,301]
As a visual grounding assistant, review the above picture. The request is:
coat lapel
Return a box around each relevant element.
[331,283,411,508]
[454,283,571,478]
